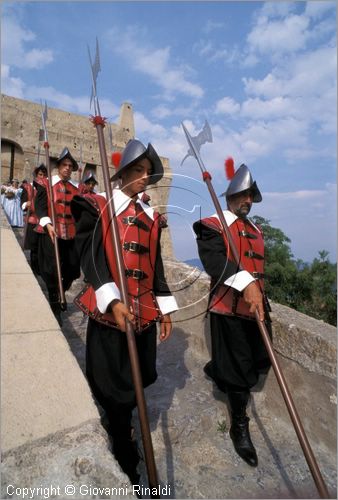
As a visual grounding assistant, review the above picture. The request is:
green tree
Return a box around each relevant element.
[251,216,336,326]
[304,250,337,325]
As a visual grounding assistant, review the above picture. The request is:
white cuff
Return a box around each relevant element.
[156,295,178,316]
[40,216,52,227]
[22,202,28,210]
[224,270,255,292]
[96,282,121,314]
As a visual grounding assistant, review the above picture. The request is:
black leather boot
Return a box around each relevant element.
[108,409,141,486]
[48,290,63,327]
[228,391,258,467]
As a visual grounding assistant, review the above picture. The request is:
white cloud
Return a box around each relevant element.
[106,26,203,99]
[202,20,225,34]
[134,111,167,140]
[259,2,297,19]
[247,14,310,56]
[194,39,239,66]
[2,16,53,69]
[304,1,336,20]
[241,96,296,119]
[195,40,214,57]
[245,2,335,65]
[150,103,196,120]
[2,82,118,119]
[1,64,26,98]
[215,96,240,115]
[241,44,336,140]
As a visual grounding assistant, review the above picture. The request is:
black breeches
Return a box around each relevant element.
[208,313,272,392]
[86,318,158,415]
[38,234,80,293]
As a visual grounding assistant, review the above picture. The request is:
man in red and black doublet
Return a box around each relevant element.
[21,164,47,275]
[34,148,80,324]
[193,162,271,468]
[71,139,178,484]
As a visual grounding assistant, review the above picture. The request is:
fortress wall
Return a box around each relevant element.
[1,94,175,258]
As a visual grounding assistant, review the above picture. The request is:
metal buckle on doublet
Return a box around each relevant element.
[122,216,150,231]
[252,271,265,279]
[244,250,264,260]
[239,230,257,239]
[123,216,136,226]
[123,241,149,253]
[125,269,148,280]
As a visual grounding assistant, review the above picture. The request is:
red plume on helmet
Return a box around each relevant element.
[111,151,122,169]
[225,157,235,180]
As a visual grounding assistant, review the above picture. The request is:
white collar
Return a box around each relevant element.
[98,187,155,220]
[211,209,261,232]
[210,209,238,227]
[52,175,78,188]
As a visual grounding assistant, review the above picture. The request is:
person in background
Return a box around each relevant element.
[34,148,80,325]
[21,164,48,275]
[78,171,98,195]
[3,179,24,227]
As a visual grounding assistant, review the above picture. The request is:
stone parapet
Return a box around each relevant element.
[163,258,337,379]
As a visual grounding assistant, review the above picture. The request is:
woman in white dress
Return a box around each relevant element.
[3,179,24,227]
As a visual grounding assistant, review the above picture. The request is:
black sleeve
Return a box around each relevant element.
[34,182,49,219]
[20,187,28,208]
[193,220,238,282]
[153,230,172,296]
[71,196,113,290]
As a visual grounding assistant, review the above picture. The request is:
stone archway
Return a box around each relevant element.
[1,139,24,183]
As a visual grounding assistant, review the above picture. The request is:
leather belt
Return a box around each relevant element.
[123,241,149,254]
[239,230,257,239]
[244,250,264,260]
[125,269,148,280]
[122,216,149,231]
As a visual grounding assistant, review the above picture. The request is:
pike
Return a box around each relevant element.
[87,39,159,495]
[40,101,67,310]
[78,141,84,183]
[181,121,330,500]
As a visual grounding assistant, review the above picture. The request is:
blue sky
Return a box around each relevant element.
[1,1,337,263]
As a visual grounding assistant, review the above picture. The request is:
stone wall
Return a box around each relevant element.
[163,259,337,379]
[1,93,174,258]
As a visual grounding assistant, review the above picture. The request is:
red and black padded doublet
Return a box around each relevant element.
[70,189,178,411]
[21,182,39,226]
[21,182,44,275]
[71,190,174,333]
[34,176,78,239]
[194,212,265,320]
[21,182,44,249]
